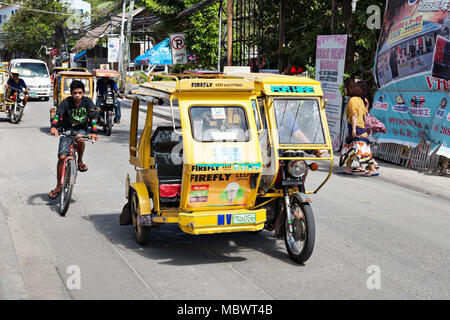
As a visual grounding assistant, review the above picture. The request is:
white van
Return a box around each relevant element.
[9,59,51,100]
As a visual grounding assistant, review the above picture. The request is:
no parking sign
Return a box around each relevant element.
[170,33,187,64]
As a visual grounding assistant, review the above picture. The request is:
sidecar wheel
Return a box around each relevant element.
[284,200,315,264]
[130,191,150,245]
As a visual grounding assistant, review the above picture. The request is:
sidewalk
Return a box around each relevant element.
[120,98,180,123]
[120,98,449,202]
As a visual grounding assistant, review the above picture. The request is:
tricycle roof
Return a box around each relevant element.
[228,73,323,97]
[57,71,93,77]
[92,69,120,78]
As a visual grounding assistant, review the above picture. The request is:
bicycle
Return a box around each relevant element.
[58,130,95,216]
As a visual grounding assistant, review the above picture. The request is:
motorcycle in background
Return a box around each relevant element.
[97,86,115,136]
[9,87,27,124]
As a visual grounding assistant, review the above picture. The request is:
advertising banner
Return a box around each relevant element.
[315,35,348,151]
[107,38,120,63]
[372,0,450,155]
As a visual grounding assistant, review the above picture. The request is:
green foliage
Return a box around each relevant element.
[3,0,68,57]
[144,0,219,69]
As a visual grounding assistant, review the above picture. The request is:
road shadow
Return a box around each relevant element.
[27,192,77,215]
[84,213,302,267]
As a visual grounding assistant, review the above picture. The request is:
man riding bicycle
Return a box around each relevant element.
[5,71,29,113]
[49,80,98,200]
[95,76,124,124]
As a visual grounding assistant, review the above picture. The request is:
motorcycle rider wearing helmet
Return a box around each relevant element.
[95,76,124,124]
[6,72,29,113]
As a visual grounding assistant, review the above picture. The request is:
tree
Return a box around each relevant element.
[143,0,220,69]
[3,0,68,58]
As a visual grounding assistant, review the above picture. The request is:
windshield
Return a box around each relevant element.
[63,78,91,95]
[273,99,325,144]
[189,106,250,142]
[14,62,49,78]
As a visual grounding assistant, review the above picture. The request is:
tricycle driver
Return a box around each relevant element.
[48,80,98,200]
[5,71,29,113]
[95,76,124,124]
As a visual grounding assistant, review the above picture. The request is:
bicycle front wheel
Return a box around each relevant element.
[60,159,75,216]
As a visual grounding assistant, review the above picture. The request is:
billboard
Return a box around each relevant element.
[372,0,450,154]
[315,35,348,151]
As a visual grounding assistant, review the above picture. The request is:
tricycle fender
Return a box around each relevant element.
[291,192,312,204]
[120,182,152,225]
[129,182,152,215]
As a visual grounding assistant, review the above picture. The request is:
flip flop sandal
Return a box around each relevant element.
[78,163,88,172]
[352,168,365,173]
[48,189,61,200]
[337,171,353,176]
[364,172,380,177]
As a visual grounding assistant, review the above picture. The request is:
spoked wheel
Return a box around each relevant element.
[284,200,315,264]
[10,102,23,124]
[59,160,75,216]
[130,191,150,245]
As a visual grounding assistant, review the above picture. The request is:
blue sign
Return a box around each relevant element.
[134,38,172,66]
[271,85,315,93]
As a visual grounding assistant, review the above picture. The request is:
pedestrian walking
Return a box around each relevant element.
[338,80,379,177]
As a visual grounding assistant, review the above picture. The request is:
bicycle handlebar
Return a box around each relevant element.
[57,129,96,143]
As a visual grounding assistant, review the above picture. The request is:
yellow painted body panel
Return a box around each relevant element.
[178,208,266,235]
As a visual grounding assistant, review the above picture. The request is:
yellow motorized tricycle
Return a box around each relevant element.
[50,70,94,122]
[120,72,332,264]
[0,67,27,124]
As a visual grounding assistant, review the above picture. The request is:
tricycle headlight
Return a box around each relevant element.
[18,92,26,100]
[288,160,308,178]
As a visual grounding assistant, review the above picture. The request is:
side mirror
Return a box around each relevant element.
[322,98,328,110]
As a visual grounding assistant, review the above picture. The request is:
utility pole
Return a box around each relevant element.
[278,0,285,74]
[119,0,127,91]
[217,0,223,71]
[227,0,232,66]
[125,0,135,83]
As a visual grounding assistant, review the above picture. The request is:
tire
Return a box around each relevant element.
[43,97,49,101]
[105,115,112,136]
[10,102,23,124]
[130,191,150,245]
[59,159,75,216]
[284,200,315,264]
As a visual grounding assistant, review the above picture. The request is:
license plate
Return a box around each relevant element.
[232,213,256,224]
[30,92,37,97]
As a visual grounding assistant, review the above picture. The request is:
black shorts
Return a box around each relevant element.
[58,129,88,158]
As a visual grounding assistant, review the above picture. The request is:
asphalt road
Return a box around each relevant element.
[0,98,449,300]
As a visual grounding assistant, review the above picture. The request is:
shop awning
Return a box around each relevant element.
[134,38,172,66]
[74,50,86,62]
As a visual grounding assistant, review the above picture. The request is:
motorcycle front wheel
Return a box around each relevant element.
[284,200,315,264]
[10,102,23,124]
